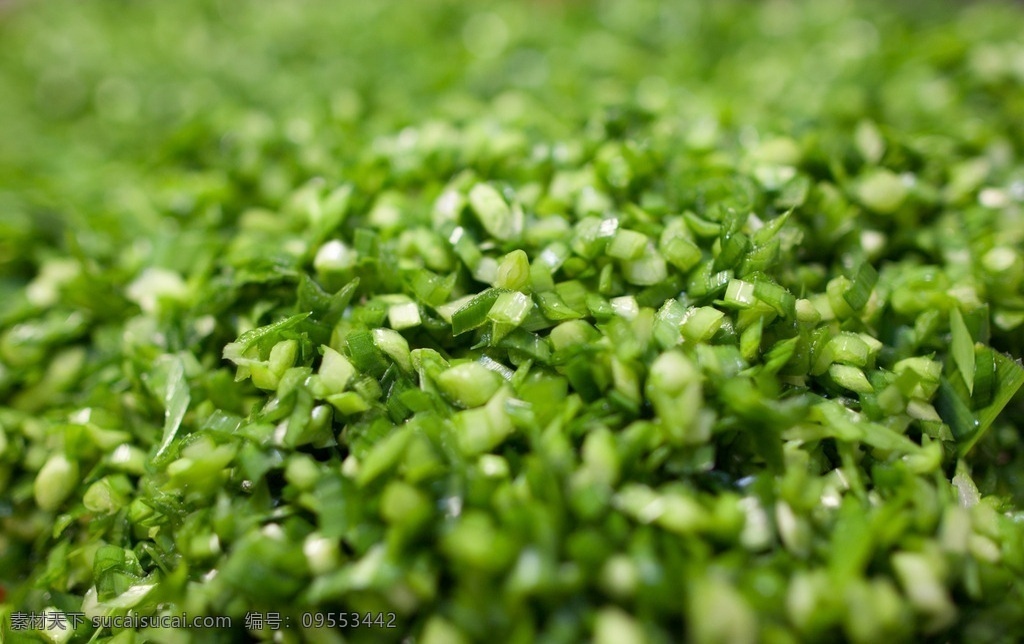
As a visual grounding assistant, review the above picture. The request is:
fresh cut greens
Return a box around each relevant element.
[2,0,1024,642]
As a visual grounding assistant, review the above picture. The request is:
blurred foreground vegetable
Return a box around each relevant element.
[2,0,1024,642]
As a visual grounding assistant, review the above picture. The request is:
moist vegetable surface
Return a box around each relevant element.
[2,1,1024,642]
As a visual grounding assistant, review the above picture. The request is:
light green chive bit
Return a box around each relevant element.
[949,307,975,393]
[421,617,470,644]
[856,168,908,214]
[388,300,422,330]
[495,249,531,290]
[891,550,957,630]
[318,345,356,393]
[829,364,874,394]
[646,351,704,444]
[688,575,758,644]
[621,245,668,286]
[436,361,504,408]
[468,182,522,241]
[488,290,532,327]
[34,453,79,512]
[594,607,647,644]
[607,228,648,260]
[681,306,725,343]
[251,339,298,390]
[372,327,413,373]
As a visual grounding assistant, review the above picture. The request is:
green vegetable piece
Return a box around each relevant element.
[34,454,79,512]
[647,351,704,444]
[154,355,190,463]
[318,346,356,393]
[454,387,515,455]
[949,307,975,393]
[857,169,908,214]
[495,249,531,290]
[842,262,878,311]
[388,300,422,330]
[621,246,668,286]
[469,183,521,241]
[607,229,648,260]
[488,291,532,327]
[682,306,725,343]
[451,288,505,335]
[436,362,504,408]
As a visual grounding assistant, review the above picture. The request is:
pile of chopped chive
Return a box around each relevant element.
[2,0,1024,642]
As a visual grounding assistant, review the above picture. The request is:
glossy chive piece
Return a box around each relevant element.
[949,307,975,394]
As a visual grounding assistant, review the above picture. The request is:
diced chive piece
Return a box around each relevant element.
[468,183,521,241]
[408,270,453,307]
[454,387,515,455]
[473,256,499,284]
[684,212,721,237]
[753,280,795,318]
[314,239,358,272]
[654,299,687,347]
[495,249,531,290]
[436,294,475,324]
[357,427,412,487]
[549,320,600,353]
[537,241,571,271]
[966,352,1024,454]
[346,330,390,377]
[327,391,370,415]
[646,351,705,444]
[713,231,749,271]
[556,280,588,311]
[724,279,756,309]
[252,339,298,390]
[795,298,820,324]
[125,267,190,315]
[829,364,874,394]
[681,306,725,343]
[971,346,995,408]
[894,357,942,399]
[842,262,878,311]
[372,328,413,373]
[826,276,856,320]
[449,225,483,270]
[607,229,648,260]
[891,551,956,626]
[581,427,620,486]
[436,362,503,408]
[388,301,421,330]
[610,295,639,320]
[855,119,885,163]
[857,169,908,214]
[34,454,79,512]
[488,291,532,327]
[421,617,470,644]
[813,332,872,375]
[739,317,763,361]
[661,236,703,272]
[949,307,975,394]
[536,291,584,321]
[620,246,668,286]
[688,576,758,644]
[451,288,504,335]
[594,607,647,644]
[222,313,311,364]
[83,477,126,514]
[319,346,356,393]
